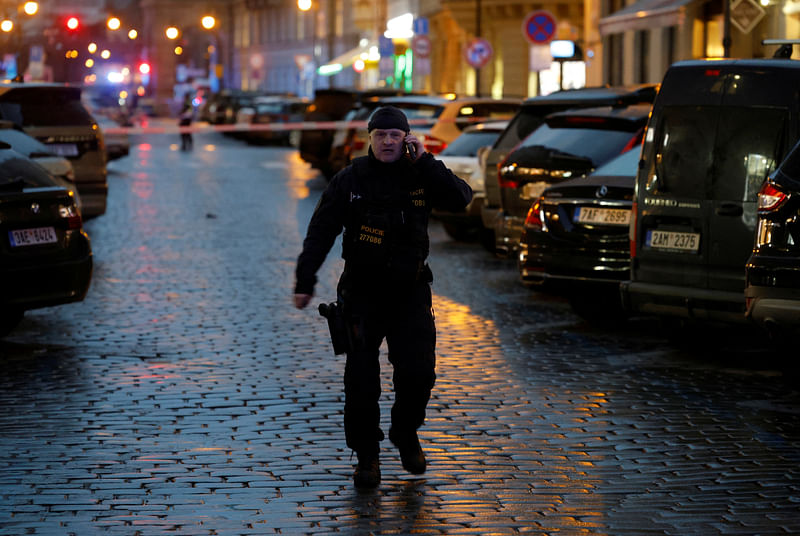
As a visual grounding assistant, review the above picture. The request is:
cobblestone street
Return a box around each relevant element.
[1,129,799,535]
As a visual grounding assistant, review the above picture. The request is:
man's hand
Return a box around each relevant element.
[294,293,313,309]
[405,134,425,162]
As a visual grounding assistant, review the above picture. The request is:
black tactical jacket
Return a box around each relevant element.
[295,150,472,295]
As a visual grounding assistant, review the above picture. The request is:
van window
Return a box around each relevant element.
[649,105,716,198]
[0,87,94,127]
[713,107,788,202]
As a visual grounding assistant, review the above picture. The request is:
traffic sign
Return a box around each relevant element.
[412,35,432,58]
[522,10,557,45]
[413,17,429,35]
[464,38,493,69]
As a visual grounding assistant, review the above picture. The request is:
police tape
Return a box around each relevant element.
[99,116,507,136]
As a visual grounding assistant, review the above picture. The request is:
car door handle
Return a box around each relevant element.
[715,203,743,217]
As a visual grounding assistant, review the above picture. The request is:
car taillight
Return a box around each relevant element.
[423,135,447,154]
[524,199,544,229]
[757,182,788,213]
[59,202,82,229]
[497,161,518,189]
[629,200,637,258]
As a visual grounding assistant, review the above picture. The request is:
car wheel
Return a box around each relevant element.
[479,228,496,252]
[289,130,301,148]
[568,289,627,327]
[442,222,476,242]
[0,308,24,337]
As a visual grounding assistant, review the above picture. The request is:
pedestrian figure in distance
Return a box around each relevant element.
[293,105,472,489]
[178,97,194,151]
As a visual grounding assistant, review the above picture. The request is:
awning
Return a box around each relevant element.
[317,42,379,75]
[599,0,695,35]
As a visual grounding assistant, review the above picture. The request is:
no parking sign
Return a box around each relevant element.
[464,38,493,69]
[522,10,557,45]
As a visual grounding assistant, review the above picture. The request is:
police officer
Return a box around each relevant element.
[293,105,472,488]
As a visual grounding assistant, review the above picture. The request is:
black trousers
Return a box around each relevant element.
[338,274,436,456]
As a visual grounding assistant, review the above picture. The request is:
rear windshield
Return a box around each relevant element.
[455,103,517,131]
[0,149,56,185]
[441,130,501,157]
[519,123,638,165]
[591,147,641,177]
[493,111,545,151]
[391,103,443,126]
[0,87,95,127]
[645,105,789,201]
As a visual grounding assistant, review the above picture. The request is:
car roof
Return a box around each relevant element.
[546,103,652,121]
[522,85,657,108]
[670,58,800,70]
[464,120,510,133]
[378,95,450,106]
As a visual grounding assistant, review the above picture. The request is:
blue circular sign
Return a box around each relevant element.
[523,11,557,45]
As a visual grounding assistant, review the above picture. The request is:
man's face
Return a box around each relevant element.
[369,128,406,163]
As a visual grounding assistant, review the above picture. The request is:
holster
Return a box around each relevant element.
[318,301,351,355]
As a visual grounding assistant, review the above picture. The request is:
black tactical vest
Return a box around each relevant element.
[341,157,430,283]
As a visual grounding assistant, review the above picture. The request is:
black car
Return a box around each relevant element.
[745,138,800,338]
[0,145,92,336]
[482,85,656,254]
[622,54,800,324]
[518,149,639,323]
[497,103,651,257]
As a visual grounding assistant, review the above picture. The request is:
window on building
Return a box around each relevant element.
[636,30,649,83]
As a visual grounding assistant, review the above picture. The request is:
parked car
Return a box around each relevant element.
[0,122,82,210]
[518,148,640,323]
[327,96,389,175]
[234,95,309,146]
[621,57,800,324]
[299,88,414,179]
[0,83,108,218]
[347,96,520,163]
[497,103,651,257]
[432,121,507,242]
[481,85,657,254]
[0,145,92,336]
[94,114,130,161]
[745,137,800,339]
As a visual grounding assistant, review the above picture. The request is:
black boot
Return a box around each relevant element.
[389,428,426,475]
[353,452,380,489]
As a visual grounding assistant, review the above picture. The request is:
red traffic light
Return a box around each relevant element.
[66,16,79,31]
[138,62,150,75]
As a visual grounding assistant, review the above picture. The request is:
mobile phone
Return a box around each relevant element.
[405,141,417,160]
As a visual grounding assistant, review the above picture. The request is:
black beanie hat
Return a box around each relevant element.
[367,106,410,133]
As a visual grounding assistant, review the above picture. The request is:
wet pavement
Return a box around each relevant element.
[1,128,799,535]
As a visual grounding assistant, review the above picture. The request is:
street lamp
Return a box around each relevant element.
[165,26,179,40]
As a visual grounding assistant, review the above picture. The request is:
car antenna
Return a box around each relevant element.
[762,39,800,59]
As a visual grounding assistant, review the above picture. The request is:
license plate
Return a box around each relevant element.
[646,230,700,252]
[576,207,631,226]
[48,143,79,157]
[9,227,58,247]
[521,181,548,200]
